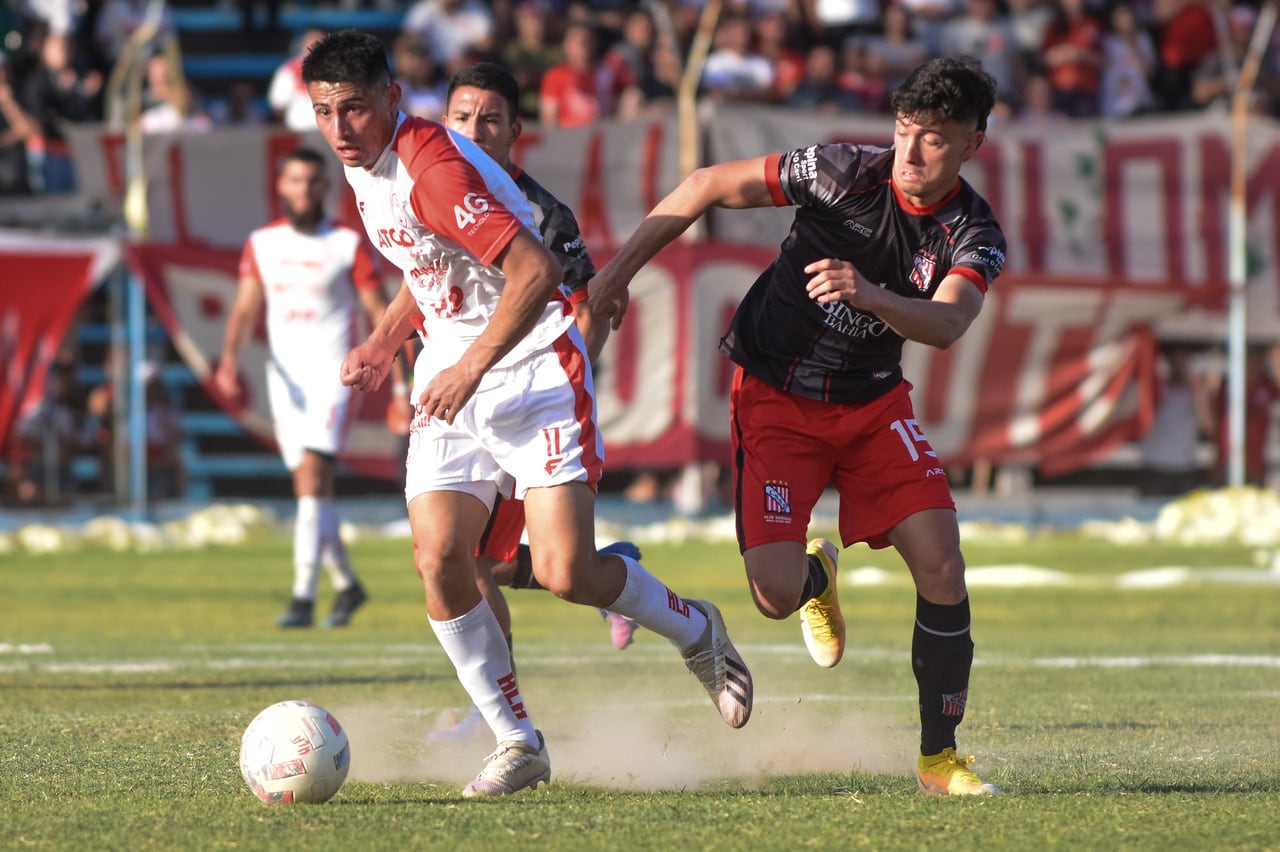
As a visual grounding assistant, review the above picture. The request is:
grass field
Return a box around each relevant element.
[3,519,1278,851]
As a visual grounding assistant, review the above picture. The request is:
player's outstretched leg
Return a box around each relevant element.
[462,730,551,797]
[597,541,641,650]
[799,539,845,667]
[916,748,1000,796]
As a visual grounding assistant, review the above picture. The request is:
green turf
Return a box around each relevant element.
[3,530,1278,850]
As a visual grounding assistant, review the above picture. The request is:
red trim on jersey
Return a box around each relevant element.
[238,238,259,279]
[890,178,961,216]
[949,265,989,295]
[349,237,381,291]
[393,118,524,267]
[563,287,587,304]
[551,332,604,485]
[764,153,788,207]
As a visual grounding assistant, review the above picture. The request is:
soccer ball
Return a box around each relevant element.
[239,700,351,804]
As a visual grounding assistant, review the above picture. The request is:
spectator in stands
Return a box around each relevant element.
[895,0,963,57]
[268,28,326,133]
[614,34,682,119]
[15,25,101,193]
[1140,345,1212,497]
[786,42,861,112]
[598,5,658,116]
[1191,4,1280,114]
[1212,345,1280,488]
[1100,1,1158,117]
[839,35,891,111]
[754,9,808,103]
[941,0,1027,107]
[0,53,36,195]
[237,0,283,34]
[799,0,882,46]
[1040,0,1104,117]
[10,356,79,506]
[1006,0,1055,67]
[860,3,932,93]
[502,0,562,119]
[139,52,212,134]
[142,363,184,502]
[1017,71,1069,121]
[539,21,604,127]
[392,31,448,119]
[209,80,270,126]
[94,0,176,71]
[1152,0,1218,111]
[403,0,497,74]
[700,13,776,102]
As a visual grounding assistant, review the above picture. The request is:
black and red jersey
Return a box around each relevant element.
[720,143,1006,405]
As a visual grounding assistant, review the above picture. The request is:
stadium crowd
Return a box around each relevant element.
[1,0,1279,196]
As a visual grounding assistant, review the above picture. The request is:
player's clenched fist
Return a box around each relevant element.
[340,342,394,392]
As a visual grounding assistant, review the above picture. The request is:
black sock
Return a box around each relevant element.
[508,545,542,590]
[796,552,829,610]
[911,594,974,756]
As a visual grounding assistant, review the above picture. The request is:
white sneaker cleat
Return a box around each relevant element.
[461,730,551,798]
[682,599,753,729]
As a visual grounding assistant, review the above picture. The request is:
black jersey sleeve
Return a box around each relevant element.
[774,143,882,211]
[516,169,597,298]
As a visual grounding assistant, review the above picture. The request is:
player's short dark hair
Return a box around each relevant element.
[280,146,327,173]
[447,62,521,119]
[301,29,392,89]
[890,56,998,132]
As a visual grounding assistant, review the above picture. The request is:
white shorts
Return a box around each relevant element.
[266,359,354,471]
[403,328,604,508]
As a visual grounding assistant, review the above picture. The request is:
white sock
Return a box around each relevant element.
[607,555,707,652]
[429,598,538,748]
[292,495,321,601]
[318,497,356,591]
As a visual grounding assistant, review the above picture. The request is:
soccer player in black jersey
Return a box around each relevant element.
[429,62,642,743]
[590,56,1006,796]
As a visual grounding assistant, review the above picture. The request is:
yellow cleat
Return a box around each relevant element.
[916,748,1001,796]
[800,539,845,668]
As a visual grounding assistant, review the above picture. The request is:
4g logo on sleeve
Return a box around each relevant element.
[454,192,491,235]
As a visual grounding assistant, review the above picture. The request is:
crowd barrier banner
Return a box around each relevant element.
[51,108,1277,474]
[124,242,404,480]
[0,230,120,451]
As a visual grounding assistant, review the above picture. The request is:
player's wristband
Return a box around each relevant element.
[392,382,409,396]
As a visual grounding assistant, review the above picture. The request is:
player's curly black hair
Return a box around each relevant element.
[300,29,392,89]
[890,56,998,132]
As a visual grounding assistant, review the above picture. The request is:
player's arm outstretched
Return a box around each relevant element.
[589,157,774,329]
[805,268,985,349]
[341,281,419,393]
[214,269,266,400]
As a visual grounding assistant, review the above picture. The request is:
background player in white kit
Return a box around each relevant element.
[215,146,395,629]
[302,30,753,798]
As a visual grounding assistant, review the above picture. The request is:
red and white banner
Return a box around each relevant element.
[51,108,1275,476]
[124,242,403,479]
[0,230,119,450]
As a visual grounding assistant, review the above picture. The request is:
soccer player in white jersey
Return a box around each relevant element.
[215,146,393,630]
[301,30,754,798]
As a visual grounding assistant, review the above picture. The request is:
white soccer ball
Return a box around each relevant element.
[239,700,351,804]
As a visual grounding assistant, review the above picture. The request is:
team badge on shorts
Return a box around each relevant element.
[763,480,792,525]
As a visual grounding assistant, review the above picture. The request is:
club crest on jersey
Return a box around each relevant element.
[390,192,410,229]
[910,252,936,292]
[763,480,792,525]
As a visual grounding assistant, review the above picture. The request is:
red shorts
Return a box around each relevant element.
[730,370,954,551]
[477,495,526,563]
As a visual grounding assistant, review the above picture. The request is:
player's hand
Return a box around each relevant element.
[587,267,631,331]
[804,258,867,306]
[213,358,241,399]
[416,362,482,425]
[340,342,394,392]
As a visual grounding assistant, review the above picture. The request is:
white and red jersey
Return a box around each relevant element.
[239,219,382,380]
[343,114,574,374]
